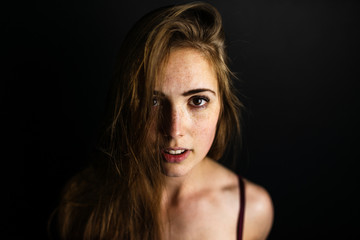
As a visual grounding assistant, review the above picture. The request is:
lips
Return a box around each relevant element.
[162,148,190,163]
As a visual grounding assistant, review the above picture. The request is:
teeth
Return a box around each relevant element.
[167,149,186,155]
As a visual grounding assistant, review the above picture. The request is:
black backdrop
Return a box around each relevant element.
[5,0,360,239]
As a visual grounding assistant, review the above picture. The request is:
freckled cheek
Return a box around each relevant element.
[191,112,219,153]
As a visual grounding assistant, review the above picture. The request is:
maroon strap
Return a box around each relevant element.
[237,176,245,240]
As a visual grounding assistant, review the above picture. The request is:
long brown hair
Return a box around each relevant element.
[56,2,242,239]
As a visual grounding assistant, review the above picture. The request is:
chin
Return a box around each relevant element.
[161,163,191,177]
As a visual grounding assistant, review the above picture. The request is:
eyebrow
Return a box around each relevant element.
[153,88,216,96]
[182,88,216,96]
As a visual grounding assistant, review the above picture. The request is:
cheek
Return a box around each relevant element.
[148,114,160,143]
[192,110,219,154]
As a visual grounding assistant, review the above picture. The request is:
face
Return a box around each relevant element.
[153,48,221,177]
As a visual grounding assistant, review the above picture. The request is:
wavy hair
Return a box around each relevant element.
[56,2,242,239]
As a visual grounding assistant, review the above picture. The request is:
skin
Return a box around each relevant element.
[154,48,274,240]
[154,48,221,178]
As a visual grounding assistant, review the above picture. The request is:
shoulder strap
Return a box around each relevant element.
[237,176,245,240]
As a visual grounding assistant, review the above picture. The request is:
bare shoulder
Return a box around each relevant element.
[205,158,239,190]
[202,159,273,239]
[243,179,274,240]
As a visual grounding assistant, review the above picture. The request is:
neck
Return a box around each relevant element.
[161,157,211,206]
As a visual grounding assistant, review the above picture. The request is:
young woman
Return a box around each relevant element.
[56,2,273,239]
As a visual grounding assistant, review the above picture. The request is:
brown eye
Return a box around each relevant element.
[189,96,209,107]
[153,97,160,106]
[193,97,203,105]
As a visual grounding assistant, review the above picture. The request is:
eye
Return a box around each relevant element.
[152,97,160,106]
[189,96,209,108]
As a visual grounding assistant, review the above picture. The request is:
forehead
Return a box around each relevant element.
[156,48,218,93]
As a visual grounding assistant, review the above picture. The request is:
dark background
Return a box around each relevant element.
[5,0,359,239]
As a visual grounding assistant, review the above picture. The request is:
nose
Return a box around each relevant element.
[169,108,184,138]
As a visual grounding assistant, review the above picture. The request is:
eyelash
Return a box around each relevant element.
[189,96,210,108]
[152,95,210,108]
